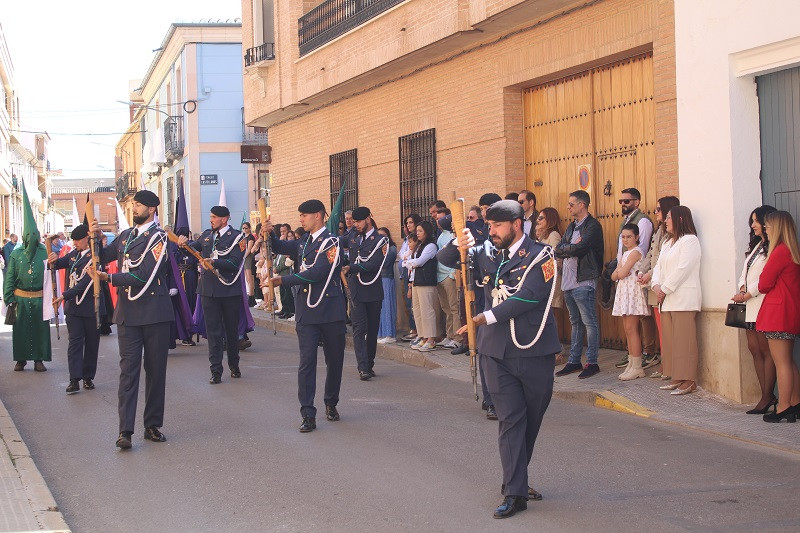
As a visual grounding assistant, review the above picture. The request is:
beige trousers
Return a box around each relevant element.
[412,285,439,339]
[436,276,463,342]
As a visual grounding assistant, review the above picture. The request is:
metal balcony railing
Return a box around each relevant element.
[164,116,185,161]
[244,42,276,67]
[116,172,138,201]
[299,0,406,56]
[243,127,269,145]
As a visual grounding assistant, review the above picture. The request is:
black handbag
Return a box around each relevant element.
[725,303,747,329]
[4,302,16,326]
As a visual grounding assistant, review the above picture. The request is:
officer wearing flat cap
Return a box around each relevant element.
[343,206,389,380]
[438,199,561,519]
[178,205,246,384]
[90,189,174,450]
[264,199,347,433]
[47,224,105,395]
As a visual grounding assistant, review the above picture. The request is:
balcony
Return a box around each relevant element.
[164,116,185,162]
[244,42,275,67]
[116,173,138,202]
[243,127,269,145]
[299,0,406,56]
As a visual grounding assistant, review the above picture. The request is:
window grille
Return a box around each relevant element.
[329,149,358,225]
[398,128,437,226]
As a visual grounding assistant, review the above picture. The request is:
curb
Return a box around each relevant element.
[0,399,71,533]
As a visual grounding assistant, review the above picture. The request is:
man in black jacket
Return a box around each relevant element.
[554,190,604,379]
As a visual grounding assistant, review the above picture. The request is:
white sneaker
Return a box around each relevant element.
[417,341,436,352]
[443,339,459,349]
[435,338,449,347]
[410,338,423,350]
[383,337,397,344]
[377,337,388,344]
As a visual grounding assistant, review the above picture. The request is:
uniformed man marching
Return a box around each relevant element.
[265,199,347,433]
[48,224,105,394]
[178,206,246,384]
[90,190,174,450]
[438,200,561,519]
[343,206,389,380]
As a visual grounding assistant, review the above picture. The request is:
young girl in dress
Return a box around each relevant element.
[612,224,651,380]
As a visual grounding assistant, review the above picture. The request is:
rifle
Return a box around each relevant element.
[45,236,60,340]
[258,199,276,335]
[165,230,225,283]
[84,201,102,329]
[450,197,479,402]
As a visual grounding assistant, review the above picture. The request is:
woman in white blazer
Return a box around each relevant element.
[651,206,701,395]
[731,205,777,414]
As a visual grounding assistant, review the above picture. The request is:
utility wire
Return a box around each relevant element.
[14,129,145,136]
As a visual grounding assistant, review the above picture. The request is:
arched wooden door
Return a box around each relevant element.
[524,52,657,349]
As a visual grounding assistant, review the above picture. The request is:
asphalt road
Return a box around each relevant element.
[1,324,799,533]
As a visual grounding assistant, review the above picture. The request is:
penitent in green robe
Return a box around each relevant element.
[3,245,52,362]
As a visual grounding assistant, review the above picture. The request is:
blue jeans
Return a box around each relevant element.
[563,285,599,365]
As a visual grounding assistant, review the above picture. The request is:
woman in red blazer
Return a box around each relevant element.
[757,211,800,423]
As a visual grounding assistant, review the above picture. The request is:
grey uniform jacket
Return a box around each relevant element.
[189,228,246,298]
[100,227,175,326]
[437,235,561,359]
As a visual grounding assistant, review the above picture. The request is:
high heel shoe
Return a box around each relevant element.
[745,397,777,415]
[659,383,681,390]
[763,407,797,423]
[670,384,696,395]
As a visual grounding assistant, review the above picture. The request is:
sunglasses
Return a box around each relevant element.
[467,215,477,221]
[618,199,635,205]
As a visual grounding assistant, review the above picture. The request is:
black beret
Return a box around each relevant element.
[437,214,452,232]
[478,193,502,207]
[210,205,230,217]
[70,224,89,241]
[351,206,371,221]
[298,199,325,214]
[133,190,160,207]
[485,200,524,222]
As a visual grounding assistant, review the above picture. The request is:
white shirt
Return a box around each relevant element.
[135,220,156,234]
[483,236,526,325]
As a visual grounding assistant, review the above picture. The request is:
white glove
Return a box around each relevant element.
[285,259,294,267]
[169,288,178,296]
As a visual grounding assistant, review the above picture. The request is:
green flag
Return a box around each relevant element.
[20,182,41,261]
[326,181,347,234]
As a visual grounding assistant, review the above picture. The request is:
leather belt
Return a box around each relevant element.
[14,289,43,298]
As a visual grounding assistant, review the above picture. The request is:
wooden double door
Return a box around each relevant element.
[523,52,657,349]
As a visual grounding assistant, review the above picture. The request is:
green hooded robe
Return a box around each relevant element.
[3,183,51,362]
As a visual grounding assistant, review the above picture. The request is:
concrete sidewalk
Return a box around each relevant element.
[252,308,800,455]
[0,399,70,533]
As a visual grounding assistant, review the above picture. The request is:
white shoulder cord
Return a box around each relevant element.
[306,236,341,309]
[127,232,168,301]
[491,245,558,350]
[355,236,389,286]
[212,232,246,287]
[72,267,94,305]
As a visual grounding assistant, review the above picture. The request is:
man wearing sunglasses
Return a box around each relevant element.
[614,188,659,371]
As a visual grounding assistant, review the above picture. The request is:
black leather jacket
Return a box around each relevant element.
[555,213,604,282]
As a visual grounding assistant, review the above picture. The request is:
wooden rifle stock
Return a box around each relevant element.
[450,196,479,401]
[258,199,277,334]
[84,200,102,329]
[166,231,224,282]
[45,236,60,339]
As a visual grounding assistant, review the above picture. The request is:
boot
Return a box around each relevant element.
[620,356,645,381]
[618,357,632,380]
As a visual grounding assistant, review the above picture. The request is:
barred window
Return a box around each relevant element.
[399,128,437,226]
[329,149,358,226]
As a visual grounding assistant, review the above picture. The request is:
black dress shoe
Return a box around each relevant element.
[14,361,26,371]
[299,417,316,432]
[451,344,469,355]
[230,367,242,378]
[368,369,376,378]
[209,372,222,384]
[501,484,543,501]
[359,370,371,381]
[116,432,133,450]
[83,378,95,390]
[239,339,252,350]
[144,427,167,442]
[180,339,196,346]
[493,496,527,519]
[325,405,340,421]
[481,401,489,411]
[486,405,498,420]
[34,361,47,372]
[66,380,80,394]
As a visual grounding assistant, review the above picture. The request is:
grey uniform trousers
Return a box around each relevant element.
[484,353,555,498]
[117,321,171,433]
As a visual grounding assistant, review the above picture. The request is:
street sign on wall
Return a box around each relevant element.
[241,145,272,164]
[200,174,218,185]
